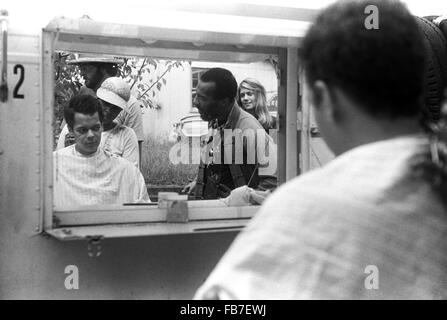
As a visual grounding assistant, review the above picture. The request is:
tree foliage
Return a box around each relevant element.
[53,52,83,146]
[119,58,185,109]
[53,53,184,146]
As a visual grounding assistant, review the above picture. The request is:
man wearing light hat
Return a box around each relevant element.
[57,54,145,160]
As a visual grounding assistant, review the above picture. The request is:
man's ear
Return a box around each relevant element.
[311,80,340,123]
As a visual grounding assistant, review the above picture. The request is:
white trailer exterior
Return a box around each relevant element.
[0,5,330,299]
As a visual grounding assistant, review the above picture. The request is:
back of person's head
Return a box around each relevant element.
[64,94,104,130]
[299,0,426,119]
[200,68,238,102]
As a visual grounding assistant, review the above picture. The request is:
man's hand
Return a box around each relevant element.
[64,132,76,147]
[182,180,197,195]
[249,189,271,205]
[222,186,272,206]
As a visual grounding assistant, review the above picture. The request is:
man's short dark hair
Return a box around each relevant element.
[64,94,104,130]
[298,0,427,119]
[200,68,238,102]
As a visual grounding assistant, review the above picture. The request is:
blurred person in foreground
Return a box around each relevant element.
[195,0,447,299]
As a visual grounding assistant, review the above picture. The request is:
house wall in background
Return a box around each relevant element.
[139,60,278,138]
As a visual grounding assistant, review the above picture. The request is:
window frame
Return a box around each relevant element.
[40,16,302,239]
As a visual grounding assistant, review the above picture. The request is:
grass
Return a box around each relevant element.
[141,134,198,186]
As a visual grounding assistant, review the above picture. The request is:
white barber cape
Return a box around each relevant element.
[53,145,150,210]
[194,135,447,299]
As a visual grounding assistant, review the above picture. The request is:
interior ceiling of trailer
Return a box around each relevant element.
[46,17,306,47]
[43,5,316,62]
[44,6,314,48]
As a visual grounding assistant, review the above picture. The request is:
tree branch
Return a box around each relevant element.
[130,58,147,90]
[139,64,172,100]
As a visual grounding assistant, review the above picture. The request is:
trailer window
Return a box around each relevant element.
[48,54,279,237]
[52,50,278,206]
[39,15,301,238]
[53,53,199,207]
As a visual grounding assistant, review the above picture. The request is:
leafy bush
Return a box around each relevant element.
[53,52,83,148]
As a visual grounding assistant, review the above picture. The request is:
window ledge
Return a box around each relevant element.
[46,218,250,240]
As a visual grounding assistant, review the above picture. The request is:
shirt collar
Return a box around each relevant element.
[73,145,101,158]
[209,103,240,130]
[224,103,241,129]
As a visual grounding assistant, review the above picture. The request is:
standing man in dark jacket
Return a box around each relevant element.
[183,68,277,199]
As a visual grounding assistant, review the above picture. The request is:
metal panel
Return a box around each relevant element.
[0,35,41,236]
[286,48,298,180]
[54,40,275,64]
[54,201,259,227]
[41,30,54,231]
[45,16,307,49]
[7,33,40,64]
[47,219,250,240]
[277,49,287,185]
[56,33,279,54]
[300,71,311,173]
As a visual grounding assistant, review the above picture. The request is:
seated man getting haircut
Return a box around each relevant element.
[53,94,150,210]
[57,77,140,168]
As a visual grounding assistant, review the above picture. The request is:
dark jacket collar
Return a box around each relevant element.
[209,103,241,130]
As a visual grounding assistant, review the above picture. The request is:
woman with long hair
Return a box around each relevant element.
[237,78,275,131]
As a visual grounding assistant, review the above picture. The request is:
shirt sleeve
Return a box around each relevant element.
[194,192,294,299]
[132,164,151,203]
[115,97,145,141]
[194,178,340,300]
[258,132,277,190]
[239,124,277,190]
[122,127,140,168]
[56,124,69,150]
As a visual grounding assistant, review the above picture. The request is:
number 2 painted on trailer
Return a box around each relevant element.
[13,64,25,99]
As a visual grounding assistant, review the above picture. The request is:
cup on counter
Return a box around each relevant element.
[165,194,189,223]
[158,192,179,209]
